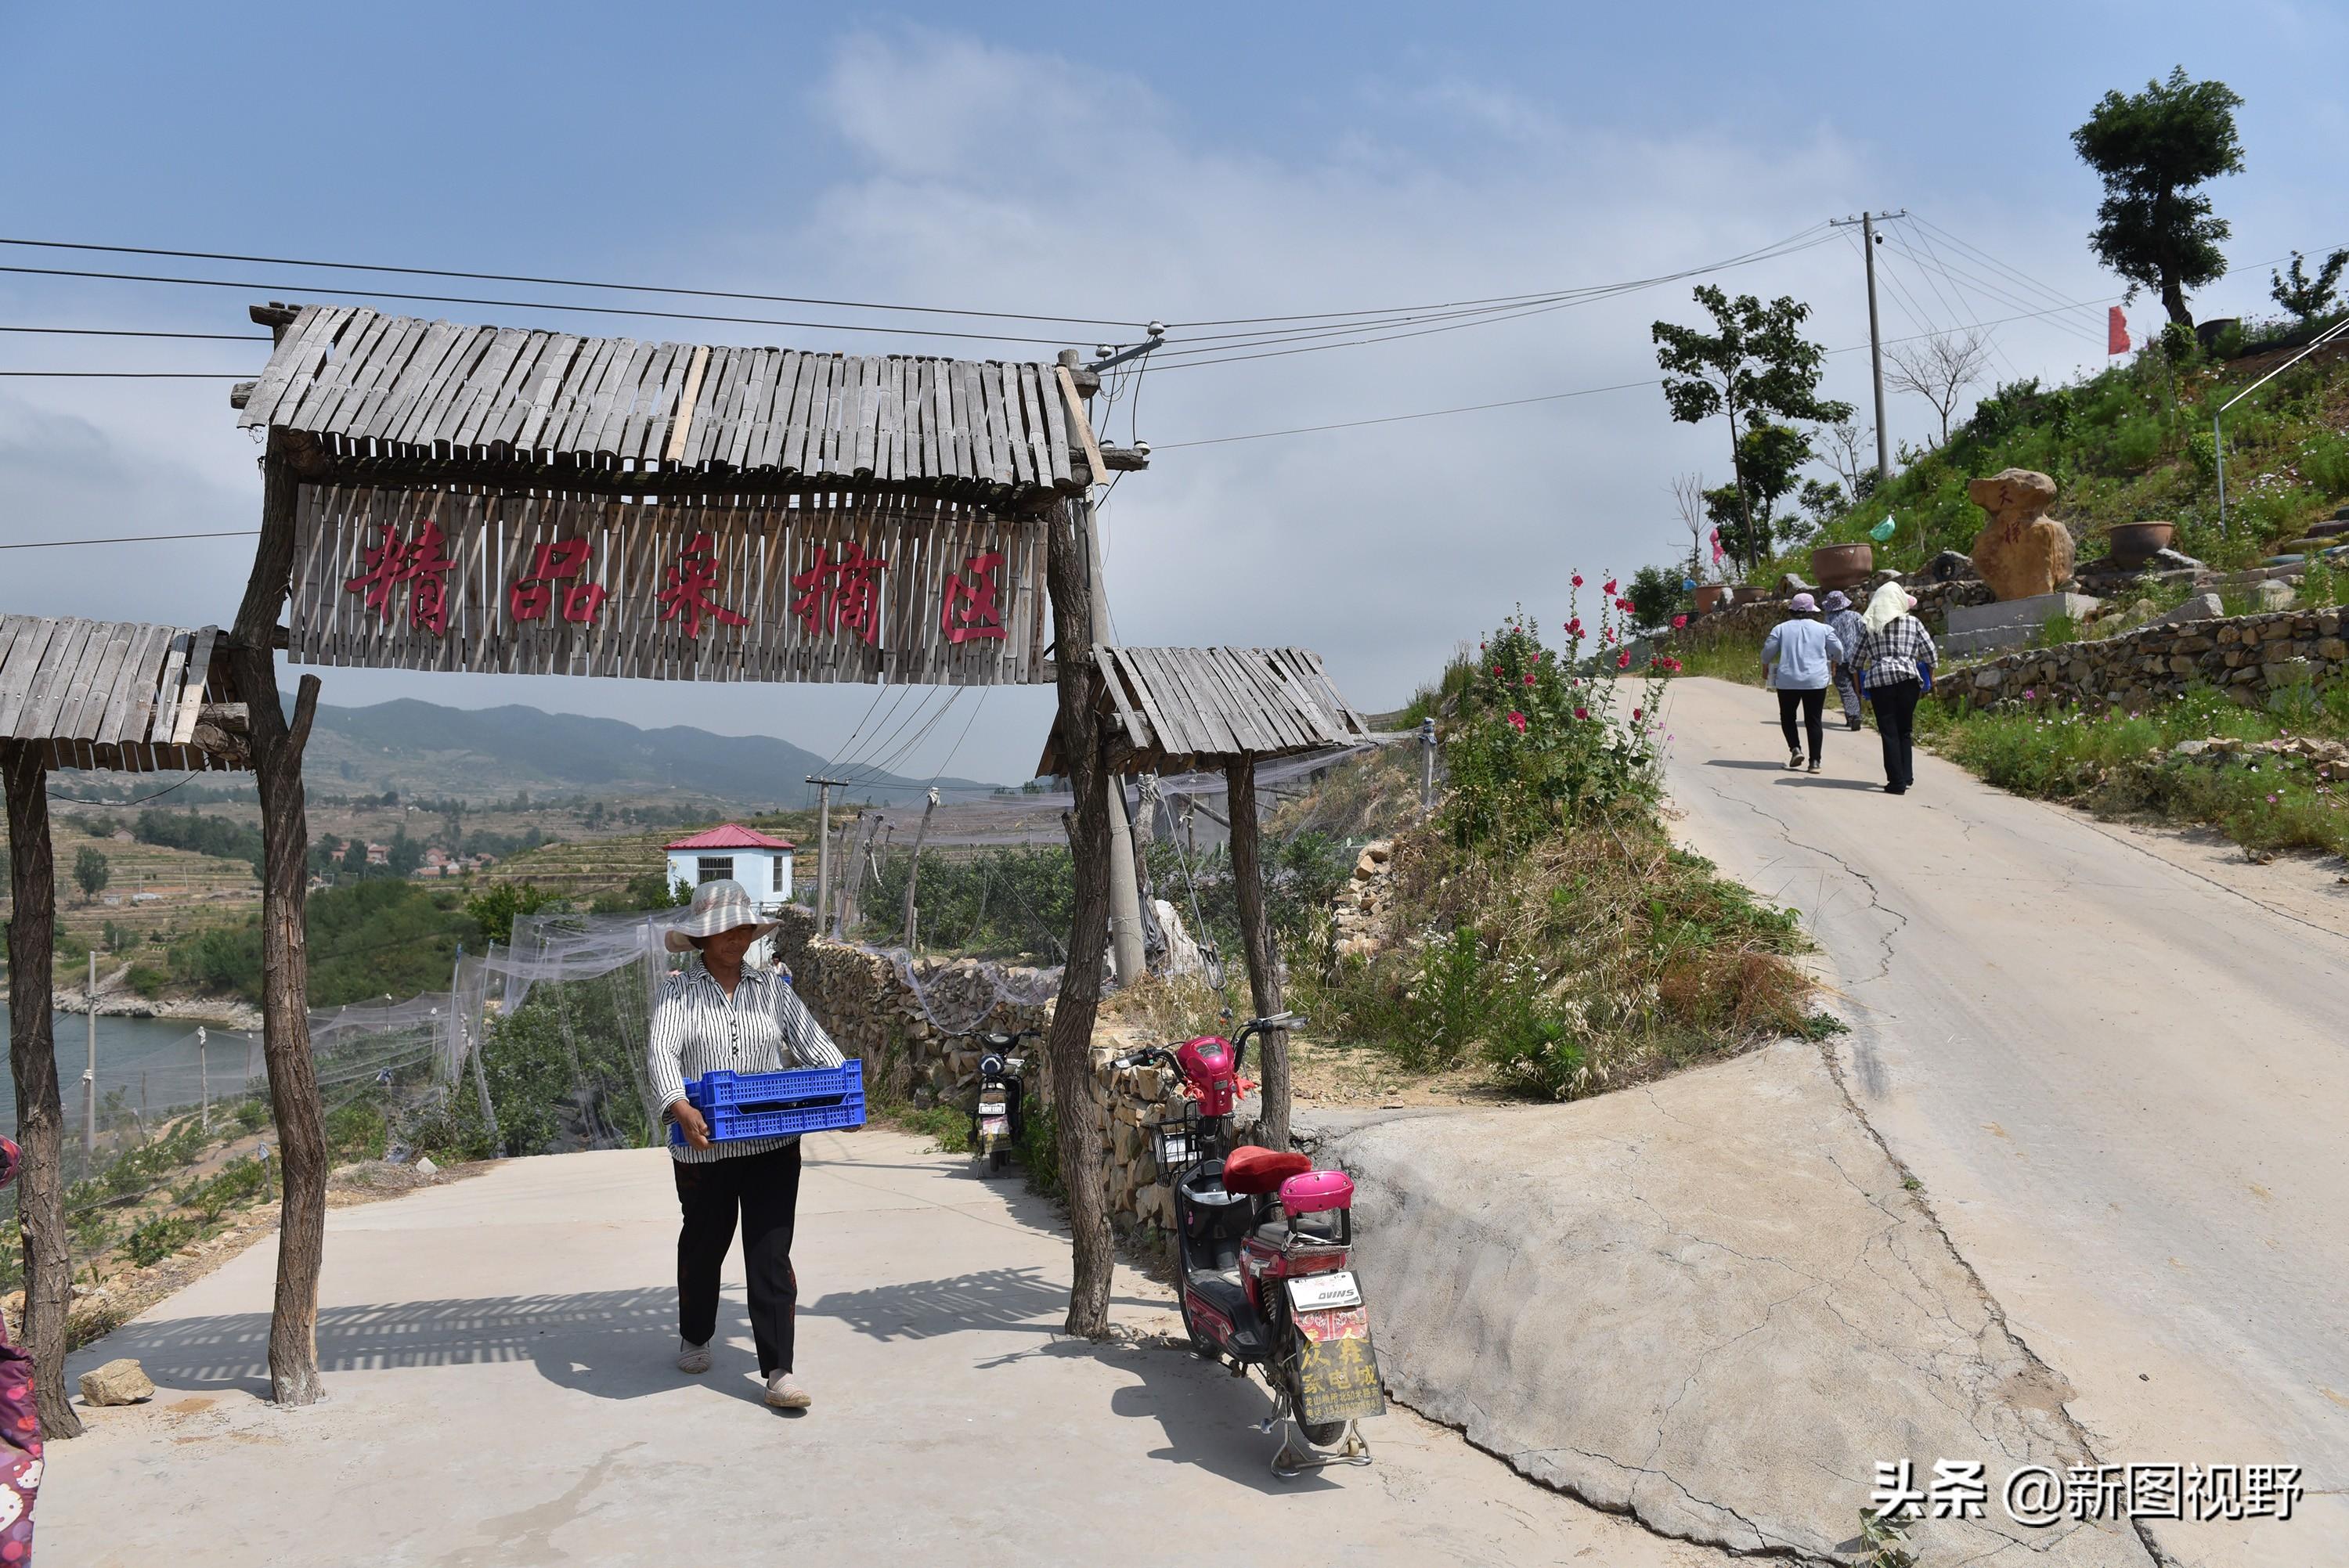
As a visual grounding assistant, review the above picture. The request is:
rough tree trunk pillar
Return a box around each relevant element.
[235,445,330,1406]
[1223,757,1289,1152]
[1043,497,1117,1336]
[2,742,83,1438]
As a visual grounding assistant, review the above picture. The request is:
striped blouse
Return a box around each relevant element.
[647,964,846,1164]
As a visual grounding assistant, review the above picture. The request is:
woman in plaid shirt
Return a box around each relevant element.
[1851,582,1938,795]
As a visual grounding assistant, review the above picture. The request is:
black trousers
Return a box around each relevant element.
[1776,687,1826,761]
[1871,677,1922,788]
[673,1141,802,1375]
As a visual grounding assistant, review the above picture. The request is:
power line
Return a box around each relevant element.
[0,262,1088,348]
[0,370,248,378]
[0,236,1146,330]
[0,325,271,341]
[0,528,258,550]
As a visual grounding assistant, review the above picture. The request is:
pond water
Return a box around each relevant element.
[0,1013,262,1131]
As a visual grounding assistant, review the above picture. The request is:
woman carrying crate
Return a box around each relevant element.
[648,879,845,1410]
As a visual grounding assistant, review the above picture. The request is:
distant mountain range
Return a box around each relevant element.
[302,698,999,808]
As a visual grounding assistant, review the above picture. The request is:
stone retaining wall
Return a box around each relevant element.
[770,905,1054,1108]
[1943,606,2348,711]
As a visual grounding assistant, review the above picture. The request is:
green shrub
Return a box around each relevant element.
[125,1212,200,1267]
[327,1099,390,1163]
[125,963,168,999]
[2303,433,2349,499]
[233,1096,271,1134]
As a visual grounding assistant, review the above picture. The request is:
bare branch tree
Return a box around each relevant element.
[1820,420,1875,499]
[1885,330,1993,446]
[1669,471,1709,582]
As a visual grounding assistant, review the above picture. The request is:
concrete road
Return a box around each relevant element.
[1658,676,2349,1564]
[45,1132,1719,1567]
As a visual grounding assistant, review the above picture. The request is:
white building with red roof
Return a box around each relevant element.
[665,824,796,912]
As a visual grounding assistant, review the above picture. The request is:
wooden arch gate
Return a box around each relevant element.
[208,301,1187,1389]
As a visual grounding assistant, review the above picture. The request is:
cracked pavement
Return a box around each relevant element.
[1657,676,2349,1566]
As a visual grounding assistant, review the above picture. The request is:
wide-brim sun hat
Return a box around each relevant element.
[662,878,778,952]
[1823,590,1850,612]
[1788,592,1818,614]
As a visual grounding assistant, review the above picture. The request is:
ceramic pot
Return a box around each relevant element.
[1692,584,1725,615]
[2104,521,2174,571]
[1808,542,1875,591]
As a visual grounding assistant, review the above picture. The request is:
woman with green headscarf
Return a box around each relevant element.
[1849,582,1937,795]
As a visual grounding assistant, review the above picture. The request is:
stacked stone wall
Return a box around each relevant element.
[1943,607,2347,711]
[772,903,1177,1234]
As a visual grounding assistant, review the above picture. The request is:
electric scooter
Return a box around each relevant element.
[1113,1012,1383,1477]
[965,1029,1037,1173]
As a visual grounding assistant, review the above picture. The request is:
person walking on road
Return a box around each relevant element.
[1760,592,1847,774]
[649,878,846,1411]
[1851,582,1938,795]
[1824,589,1868,731]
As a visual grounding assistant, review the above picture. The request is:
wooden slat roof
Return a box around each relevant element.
[1039,646,1373,775]
[0,615,248,773]
[234,305,1088,499]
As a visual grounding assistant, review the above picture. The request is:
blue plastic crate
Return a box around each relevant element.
[671,1062,865,1146]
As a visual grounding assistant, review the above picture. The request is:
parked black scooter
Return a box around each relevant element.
[965,1029,1037,1173]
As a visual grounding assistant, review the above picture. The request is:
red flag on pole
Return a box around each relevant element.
[2107,306,2131,356]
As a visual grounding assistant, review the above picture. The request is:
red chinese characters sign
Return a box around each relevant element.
[289,485,1048,685]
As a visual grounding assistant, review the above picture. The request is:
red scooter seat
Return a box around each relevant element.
[1221,1146,1312,1195]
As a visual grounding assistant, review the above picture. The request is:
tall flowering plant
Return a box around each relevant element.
[1445,576,1676,846]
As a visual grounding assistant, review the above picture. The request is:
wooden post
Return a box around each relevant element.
[900,787,938,950]
[837,810,871,940]
[231,438,330,1406]
[2,741,84,1437]
[1224,755,1290,1152]
[1072,492,1146,986]
[1041,496,1117,1336]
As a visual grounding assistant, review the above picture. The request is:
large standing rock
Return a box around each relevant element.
[1967,469,2075,601]
[78,1358,153,1406]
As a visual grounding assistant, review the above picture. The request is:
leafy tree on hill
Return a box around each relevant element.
[2072,66,2245,328]
[73,846,110,903]
[1626,565,1683,630]
[465,881,560,945]
[2271,250,2348,325]
[1653,288,1851,572]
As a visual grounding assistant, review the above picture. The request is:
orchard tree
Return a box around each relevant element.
[2072,67,2245,328]
[74,845,110,903]
[1654,287,1850,571]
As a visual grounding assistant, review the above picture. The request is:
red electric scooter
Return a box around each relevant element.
[1113,1012,1383,1477]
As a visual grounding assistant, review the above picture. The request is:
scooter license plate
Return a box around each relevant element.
[1286,1270,1362,1312]
[978,1099,1008,1117]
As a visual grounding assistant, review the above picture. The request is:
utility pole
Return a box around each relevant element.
[84,949,96,1162]
[1059,348,1149,986]
[1831,210,1905,484]
[900,787,939,950]
[805,775,853,934]
[1420,716,1438,817]
[198,1025,209,1135]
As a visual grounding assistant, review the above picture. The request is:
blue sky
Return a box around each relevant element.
[4,2,2344,784]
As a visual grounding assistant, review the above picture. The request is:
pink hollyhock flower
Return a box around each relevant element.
[1506,711,1528,733]
[1633,708,1644,721]
[1672,614,1687,629]
[1522,673,1536,687]
[1571,573,1584,587]
[1574,706,1589,720]
[1492,666,1503,677]
[1617,597,1635,613]
[1616,650,1631,669]
[1604,578,1618,595]
[1566,618,1583,636]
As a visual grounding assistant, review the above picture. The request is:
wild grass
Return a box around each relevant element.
[1918,682,2349,858]
[1290,803,1819,1100]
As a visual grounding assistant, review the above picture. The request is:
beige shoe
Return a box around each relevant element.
[676,1339,712,1375]
[765,1372,813,1409]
